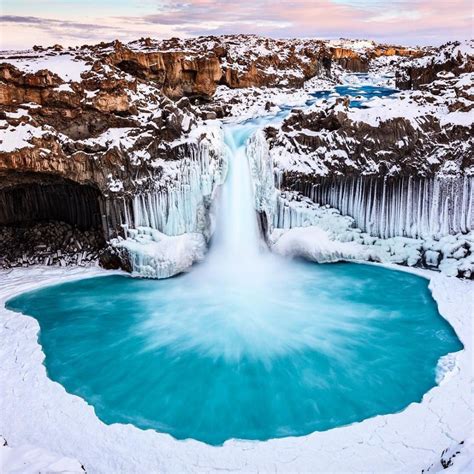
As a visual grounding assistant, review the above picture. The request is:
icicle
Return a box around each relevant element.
[291,176,473,239]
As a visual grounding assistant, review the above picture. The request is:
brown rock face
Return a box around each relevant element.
[328,44,422,73]
[108,44,223,98]
[91,91,130,113]
[396,41,474,89]
[0,135,114,190]
[0,64,64,105]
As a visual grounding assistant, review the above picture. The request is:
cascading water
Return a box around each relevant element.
[207,126,263,266]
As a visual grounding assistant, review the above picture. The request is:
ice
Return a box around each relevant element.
[113,228,206,279]
[114,128,226,277]
[302,176,474,239]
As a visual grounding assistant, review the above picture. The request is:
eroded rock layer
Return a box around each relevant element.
[0,36,472,276]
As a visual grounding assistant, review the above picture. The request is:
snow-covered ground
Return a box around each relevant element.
[0,265,472,473]
[0,52,90,82]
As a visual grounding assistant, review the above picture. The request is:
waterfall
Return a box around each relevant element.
[204,124,264,270]
[188,122,293,287]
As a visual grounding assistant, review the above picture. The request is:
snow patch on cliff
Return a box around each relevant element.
[0,53,90,82]
[0,121,46,152]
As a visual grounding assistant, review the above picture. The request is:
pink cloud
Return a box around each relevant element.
[0,0,471,50]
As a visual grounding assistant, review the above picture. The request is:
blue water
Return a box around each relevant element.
[309,84,397,108]
[7,262,462,445]
[239,78,398,131]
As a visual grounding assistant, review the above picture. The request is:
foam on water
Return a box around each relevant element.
[7,264,462,444]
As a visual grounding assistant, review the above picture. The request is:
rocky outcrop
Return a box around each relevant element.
[107,42,222,98]
[1,36,420,102]
[328,41,421,73]
[0,70,205,195]
[266,72,473,179]
[0,220,104,269]
[396,40,474,89]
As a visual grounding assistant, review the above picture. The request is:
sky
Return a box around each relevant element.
[0,0,472,50]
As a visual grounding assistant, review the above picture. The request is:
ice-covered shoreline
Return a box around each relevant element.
[0,264,472,473]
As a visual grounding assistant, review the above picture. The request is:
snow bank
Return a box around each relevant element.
[214,86,311,121]
[1,53,90,82]
[0,436,84,474]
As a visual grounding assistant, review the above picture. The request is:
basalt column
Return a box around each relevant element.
[0,171,107,267]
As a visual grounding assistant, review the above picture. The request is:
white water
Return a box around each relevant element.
[197,124,280,285]
[209,126,262,263]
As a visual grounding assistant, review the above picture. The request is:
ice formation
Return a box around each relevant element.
[113,228,206,279]
[296,176,473,238]
[269,190,474,277]
[124,139,225,236]
[243,124,473,277]
[112,129,226,277]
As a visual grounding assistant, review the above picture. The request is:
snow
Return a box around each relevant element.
[327,39,376,52]
[267,71,473,180]
[0,53,90,82]
[0,122,46,152]
[0,265,472,473]
[347,92,438,128]
[214,86,311,121]
[55,83,75,93]
[425,439,474,473]
[441,110,474,127]
[0,436,84,474]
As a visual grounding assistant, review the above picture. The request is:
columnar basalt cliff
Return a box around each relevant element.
[258,41,473,277]
[0,36,472,276]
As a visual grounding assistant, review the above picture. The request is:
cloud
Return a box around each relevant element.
[0,14,173,49]
[128,0,472,44]
[0,0,471,50]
